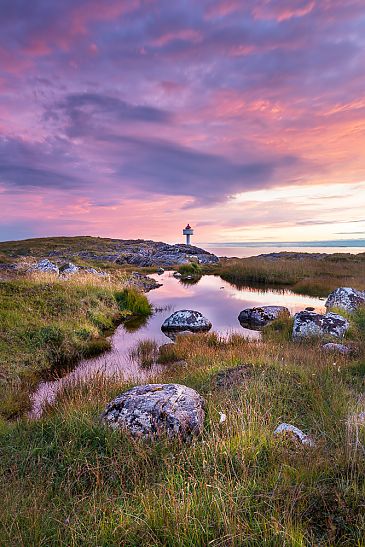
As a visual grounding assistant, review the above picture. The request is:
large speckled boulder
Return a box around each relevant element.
[325,287,365,313]
[238,306,290,329]
[100,383,205,441]
[161,310,212,333]
[292,310,349,339]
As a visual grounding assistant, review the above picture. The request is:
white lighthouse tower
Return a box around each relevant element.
[183,223,194,245]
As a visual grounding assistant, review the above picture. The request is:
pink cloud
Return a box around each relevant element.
[152,29,202,47]
[252,1,315,22]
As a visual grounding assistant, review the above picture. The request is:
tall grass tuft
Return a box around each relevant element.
[115,287,152,316]
[178,262,202,276]
[129,339,159,368]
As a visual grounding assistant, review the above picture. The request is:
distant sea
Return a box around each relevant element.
[200,240,365,258]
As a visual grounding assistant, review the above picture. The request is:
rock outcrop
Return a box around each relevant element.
[292,310,349,339]
[33,259,59,274]
[238,306,290,329]
[115,242,219,267]
[59,262,79,275]
[325,287,365,313]
[31,259,108,278]
[100,383,205,441]
[162,310,212,333]
[129,272,162,292]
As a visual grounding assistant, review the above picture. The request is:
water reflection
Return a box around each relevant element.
[178,276,202,286]
[30,271,325,417]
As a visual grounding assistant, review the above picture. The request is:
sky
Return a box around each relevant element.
[0,0,365,244]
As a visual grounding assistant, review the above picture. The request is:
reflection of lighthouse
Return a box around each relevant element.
[183,223,194,245]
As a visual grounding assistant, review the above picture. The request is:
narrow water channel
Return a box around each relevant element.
[30,272,326,417]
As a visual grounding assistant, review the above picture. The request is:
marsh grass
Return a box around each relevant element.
[1,329,365,545]
[115,287,152,316]
[129,338,159,368]
[178,262,202,276]
[216,254,365,296]
[0,274,150,418]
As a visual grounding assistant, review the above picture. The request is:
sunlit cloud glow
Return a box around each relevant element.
[0,0,364,242]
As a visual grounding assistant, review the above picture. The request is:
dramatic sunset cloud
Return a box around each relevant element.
[0,0,364,242]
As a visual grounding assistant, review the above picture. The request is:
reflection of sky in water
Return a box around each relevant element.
[30,272,325,417]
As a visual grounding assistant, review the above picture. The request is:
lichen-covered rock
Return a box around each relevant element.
[322,342,351,355]
[100,383,205,440]
[59,262,79,275]
[129,272,162,292]
[162,310,212,333]
[325,287,365,313]
[33,259,59,274]
[292,310,349,339]
[83,267,108,277]
[238,306,290,329]
[274,423,314,447]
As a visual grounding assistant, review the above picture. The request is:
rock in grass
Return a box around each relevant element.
[33,259,59,274]
[274,423,314,447]
[238,306,290,329]
[325,287,365,313]
[59,262,79,275]
[161,310,212,333]
[214,364,253,388]
[322,342,351,355]
[101,383,205,441]
[292,310,349,339]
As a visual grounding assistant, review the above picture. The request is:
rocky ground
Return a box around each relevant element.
[0,236,219,268]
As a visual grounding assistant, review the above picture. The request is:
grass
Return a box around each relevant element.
[0,274,150,418]
[214,253,365,296]
[178,262,202,276]
[129,339,159,368]
[1,239,365,544]
[1,325,365,545]
[115,287,152,316]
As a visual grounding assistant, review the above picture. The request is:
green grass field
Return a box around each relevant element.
[1,238,365,544]
[0,273,150,418]
[1,328,365,545]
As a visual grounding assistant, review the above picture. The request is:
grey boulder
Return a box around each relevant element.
[162,310,212,333]
[59,262,79,275]
[293,310,349,339]
[322,342,351,355]
[33,259,59,274]
[100,383,205,441]
[238,306,290,329]
[325,287,365,313]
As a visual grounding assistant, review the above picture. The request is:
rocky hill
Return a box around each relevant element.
[0,236,219,267]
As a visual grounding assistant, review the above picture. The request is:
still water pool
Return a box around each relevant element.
[30,272,325,417]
